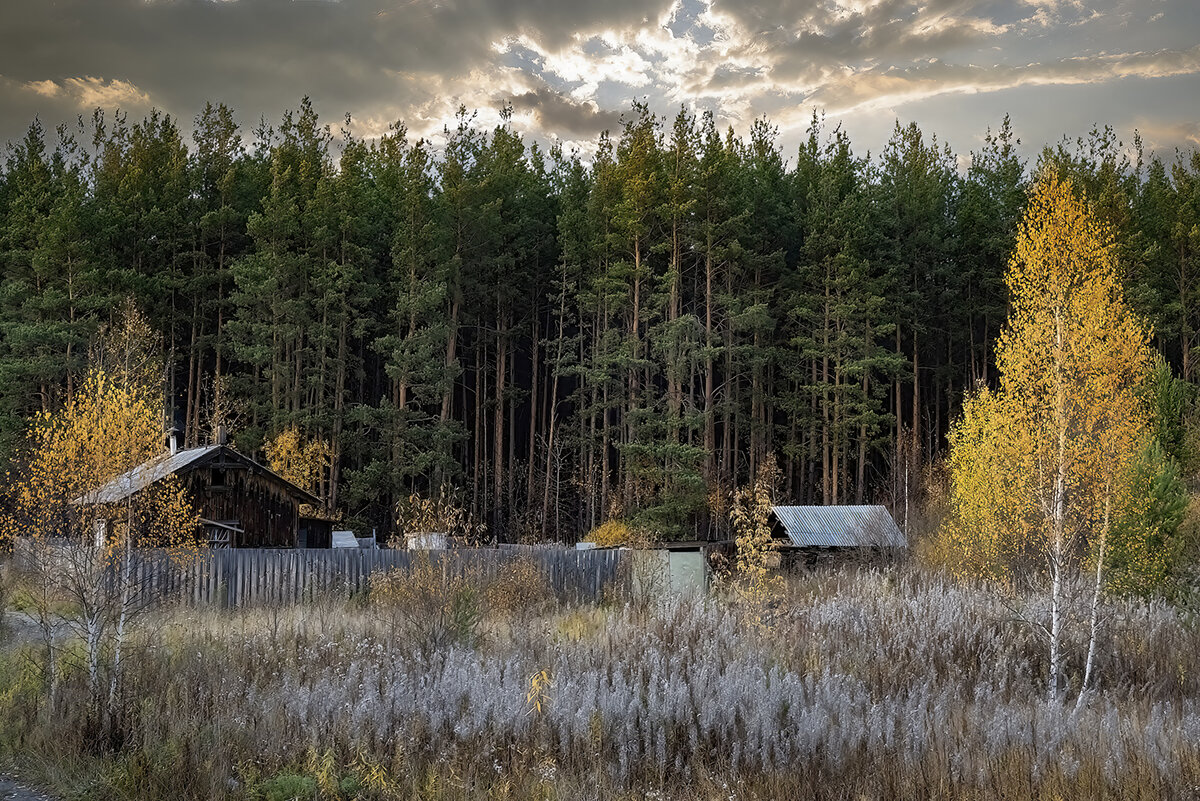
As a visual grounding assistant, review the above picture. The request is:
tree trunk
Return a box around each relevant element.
[822,284,831,504]
[1078,491,1111,708]
[627,235,641,509]
[911,328,920,473]
[185,307,199,446]
[494,313,507,538]
[668,221,681,444]
[527,315,540,516]
[704,242,716,482]
[330,316,347,513]
[1048,308,1067,703]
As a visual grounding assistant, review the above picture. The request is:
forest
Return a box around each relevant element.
[1,98,1198,542]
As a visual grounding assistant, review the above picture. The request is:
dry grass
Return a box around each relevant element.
[0,563,1198,800]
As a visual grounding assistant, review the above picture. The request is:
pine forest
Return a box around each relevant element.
[2,100,1198,542]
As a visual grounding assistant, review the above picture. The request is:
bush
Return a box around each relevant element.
[258,772,316,801]
[0,558,10,642]
[486,557,553,616]
[1172,496,1200,602]
[370,555,483,652]
[583,520,649,548]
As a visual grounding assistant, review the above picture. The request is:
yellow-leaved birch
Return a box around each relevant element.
[1,306,200,723]
[265,426,331,515]
[940,172,1151,702]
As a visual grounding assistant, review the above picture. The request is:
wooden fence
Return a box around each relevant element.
[122,547,630,607]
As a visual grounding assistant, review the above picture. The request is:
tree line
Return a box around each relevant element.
[1,98,1198,541]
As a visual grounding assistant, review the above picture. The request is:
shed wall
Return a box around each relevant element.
[184,467,299,548]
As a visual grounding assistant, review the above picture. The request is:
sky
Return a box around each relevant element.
[0,0,1198,165]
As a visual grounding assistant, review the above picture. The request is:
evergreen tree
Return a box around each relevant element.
[0,122,102,453]
[1,99,1195,544]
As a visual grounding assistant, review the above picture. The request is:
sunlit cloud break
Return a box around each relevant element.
[0,0,1196,156]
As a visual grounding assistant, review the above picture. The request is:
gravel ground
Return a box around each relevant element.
[0,614,60,800]
[0,776,55,801]
[1,611,66,648]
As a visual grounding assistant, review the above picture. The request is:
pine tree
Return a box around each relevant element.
[0,122,102,453]
[790,117,903,505]
[956,115,1026,385]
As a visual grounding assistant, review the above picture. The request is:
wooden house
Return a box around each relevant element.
[86,433,320,548]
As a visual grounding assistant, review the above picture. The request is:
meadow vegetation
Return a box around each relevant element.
[0,148,1197,801]
[1,554,1198,800]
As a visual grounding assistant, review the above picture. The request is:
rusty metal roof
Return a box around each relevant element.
[770,505,907,548]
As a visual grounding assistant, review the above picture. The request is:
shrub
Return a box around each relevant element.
[728,461,782,609]
[0,558,10,642]
[395,488,484,545]
[1172,496,1200,602]
[583,520,648,548]
[486,557,553,616]
[258,772,316,801]
[370,554,483,652]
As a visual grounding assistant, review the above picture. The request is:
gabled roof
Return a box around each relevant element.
[770,505,907,548]
[80,444,320,506]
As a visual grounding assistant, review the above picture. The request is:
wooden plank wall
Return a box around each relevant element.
[124,547,631,607]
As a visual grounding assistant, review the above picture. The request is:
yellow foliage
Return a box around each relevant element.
[264,427,330,507]
[1,369,199,558]
[582,519,649,548]
[729,460,783,606]
[526,668,551,717]
[934,388,1035,577]
[304,748,339,798]
[0,305,202,708]
[938,172,1152,581]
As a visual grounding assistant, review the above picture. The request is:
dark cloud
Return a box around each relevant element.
[509,88,621,136]
[0,0,667,144]
[0,0,1196,160]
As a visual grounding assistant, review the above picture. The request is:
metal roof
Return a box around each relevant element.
[770,505,907,548]
[79,444,320,506]
[331,530,356,548]
[82,445,222,505]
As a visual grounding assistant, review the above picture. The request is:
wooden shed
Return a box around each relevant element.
[86,440,321,549]
[769,506,907,549]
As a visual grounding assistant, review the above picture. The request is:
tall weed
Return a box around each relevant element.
[2,565,1198,800]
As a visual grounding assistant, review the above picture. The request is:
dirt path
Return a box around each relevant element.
[1,611,38,645]
[1,615,59,800]
[0,776,55,801]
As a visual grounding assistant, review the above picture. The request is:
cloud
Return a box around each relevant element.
[509,87,622,136]
[0,0,667,139]
[0,0,1195,161]
[55,76,153,109]
[23,79,61,99]
[1135,119,1200,151]
[805,45,1200,114]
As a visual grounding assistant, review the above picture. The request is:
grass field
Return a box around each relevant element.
[1,558,1198,800]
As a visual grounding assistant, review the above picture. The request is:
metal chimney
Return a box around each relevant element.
[216,424,228,446]
[168,428,179,455]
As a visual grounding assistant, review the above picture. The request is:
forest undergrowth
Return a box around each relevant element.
[1,562,1199,800]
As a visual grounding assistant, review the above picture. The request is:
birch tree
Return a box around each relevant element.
[942,172,1151,702]
[0,305,199,729]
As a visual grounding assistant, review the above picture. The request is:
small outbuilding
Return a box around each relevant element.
[769,505,907,551]
[85,435,321,549]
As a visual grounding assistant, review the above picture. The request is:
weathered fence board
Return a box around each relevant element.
[120,547,630,607]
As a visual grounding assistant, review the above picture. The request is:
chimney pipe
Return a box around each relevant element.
[168,429,179,456]
[216,424,228,446]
